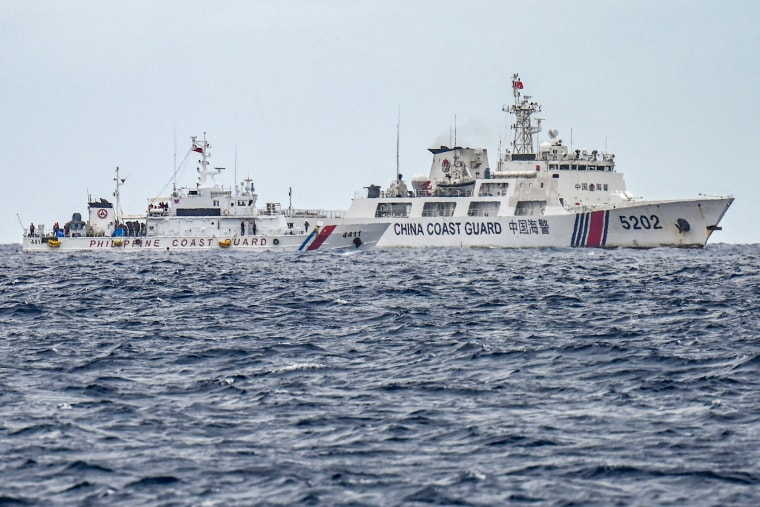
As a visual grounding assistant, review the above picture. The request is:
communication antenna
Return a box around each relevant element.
[497,137,503,170]
[396,105,400,181]
[454,114,457,147]
[173,126,177,190]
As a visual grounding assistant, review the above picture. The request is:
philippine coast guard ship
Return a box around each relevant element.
[22,134,387,252]
[342,74,733,248]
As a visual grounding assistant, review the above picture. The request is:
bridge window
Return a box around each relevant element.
[467,201,500,217]
[375,202,411,218]
[422,202,456,217]
[478,182,509,196]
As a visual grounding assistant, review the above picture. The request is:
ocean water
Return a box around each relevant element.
[1,243,758,506]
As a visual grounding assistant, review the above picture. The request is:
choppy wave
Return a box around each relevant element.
[1,244,759,506]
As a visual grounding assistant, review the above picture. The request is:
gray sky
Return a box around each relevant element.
[3,0,758,244]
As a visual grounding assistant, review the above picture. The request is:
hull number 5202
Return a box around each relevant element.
[619,215,663,230]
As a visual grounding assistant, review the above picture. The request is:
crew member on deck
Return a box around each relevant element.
[241,221,245,236]
[29,223,35,237]
[304,220,310,233]
[252,220,257,236]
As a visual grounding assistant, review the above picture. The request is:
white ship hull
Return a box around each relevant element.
[21,133,392,254]
[343,197,732,249]
[337,74,734,249]
[22,223,388,253]
[22,76,735,253]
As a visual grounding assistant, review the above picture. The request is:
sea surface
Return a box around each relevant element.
[1,243,758,506]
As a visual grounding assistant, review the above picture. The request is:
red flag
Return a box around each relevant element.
[192,144,203,153]
[513,80,524,90]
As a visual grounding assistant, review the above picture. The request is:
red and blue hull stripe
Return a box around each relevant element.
[298,225,337,251]
[571,210,610,247]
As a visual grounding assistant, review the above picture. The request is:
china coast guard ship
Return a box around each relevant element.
[22,135,387,252]
[341,74,733,248]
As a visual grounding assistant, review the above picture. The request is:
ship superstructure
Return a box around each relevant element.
[22,134,387,252]
[341,74,732,248]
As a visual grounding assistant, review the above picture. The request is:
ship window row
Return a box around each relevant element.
[550,164,613,172]
[375,201,505,218]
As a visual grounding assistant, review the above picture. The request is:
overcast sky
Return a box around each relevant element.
[2,0,758,244]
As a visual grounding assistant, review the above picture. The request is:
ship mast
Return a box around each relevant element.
[504,73,542,154]
[191,132,215,188]
[113,166,126,221]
